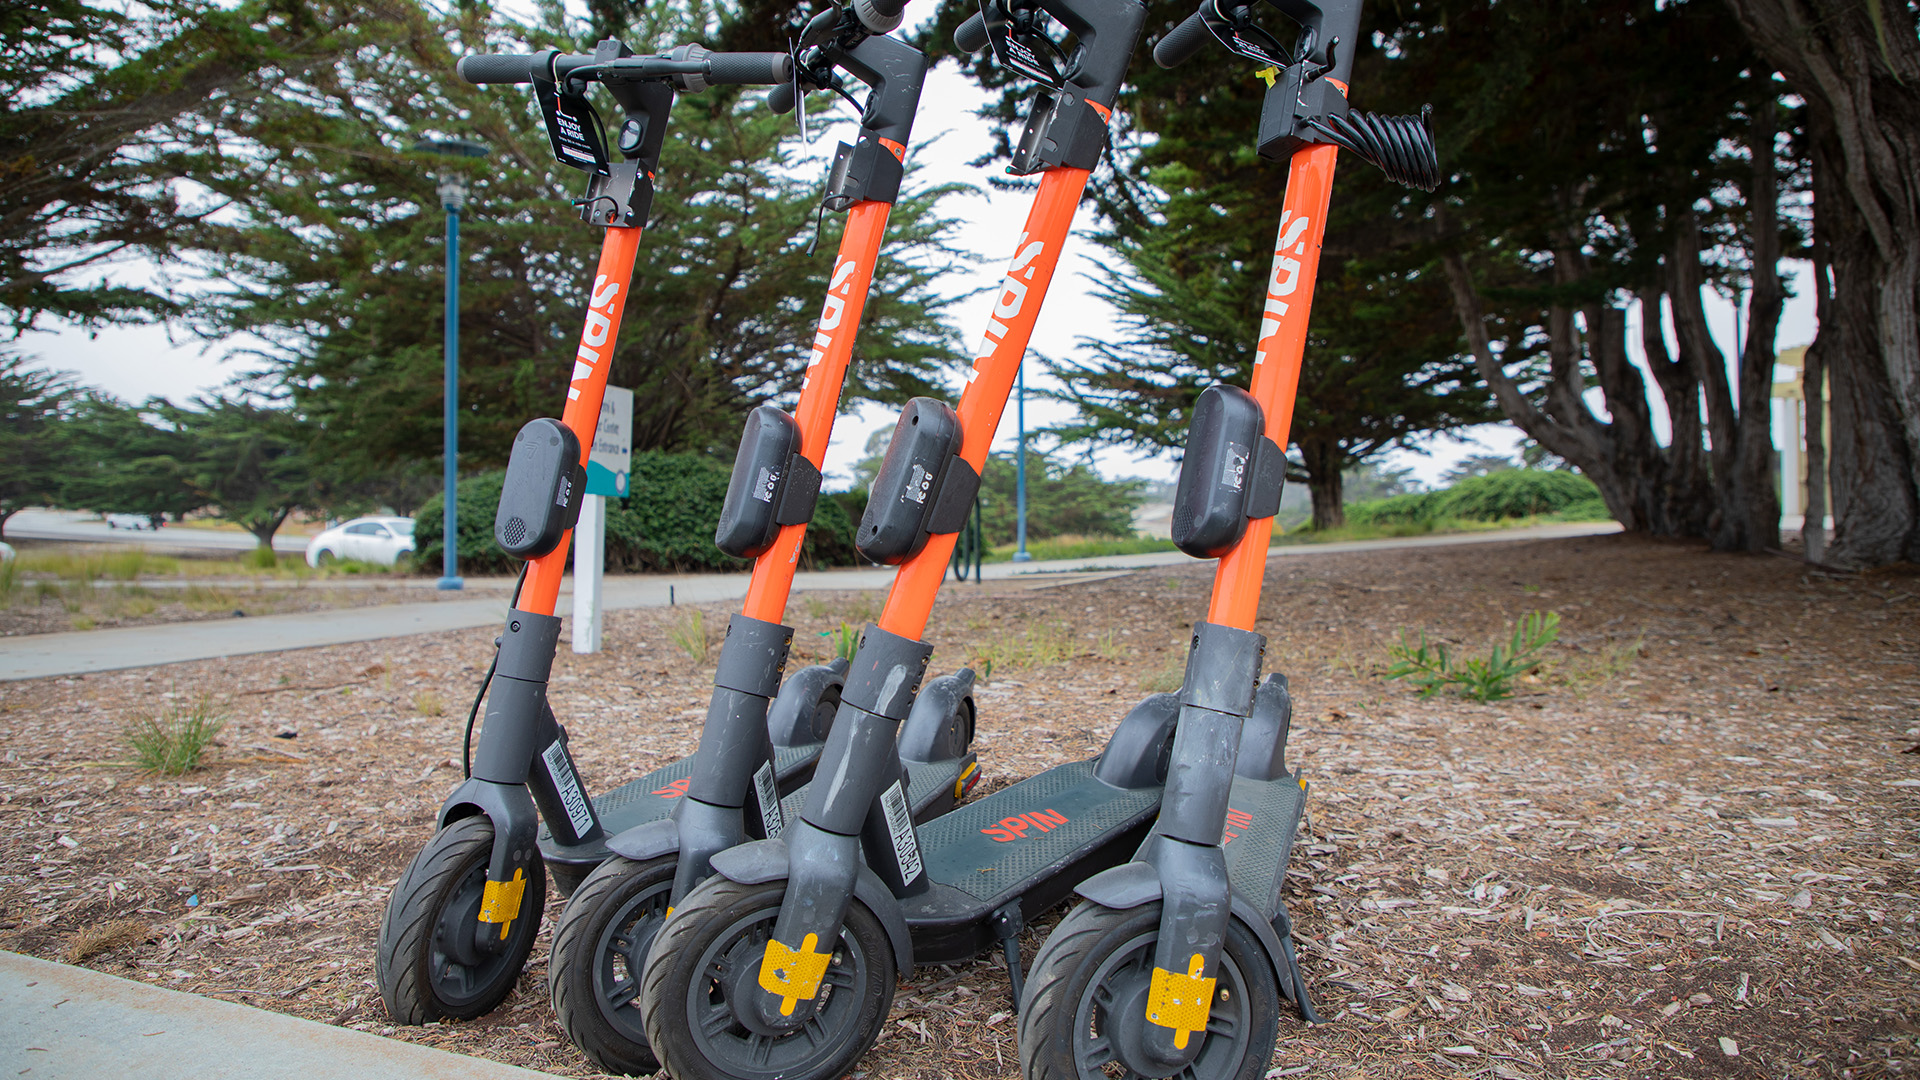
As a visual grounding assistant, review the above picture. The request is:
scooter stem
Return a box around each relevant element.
[1205,141,1339,629]
[741,198,895,622]
[520,224,647,617]
[876,163,1094,640]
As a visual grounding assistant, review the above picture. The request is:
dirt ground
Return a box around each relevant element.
[2,533,1917,1079]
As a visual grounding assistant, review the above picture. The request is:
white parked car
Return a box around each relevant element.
[106,513,160,530]
[306,516,416,567]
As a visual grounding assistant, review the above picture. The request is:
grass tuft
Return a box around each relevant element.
[821,621,861,662]
[412,689,446,716]
[1384,611,1560,702]
[125,696,227,775]
[670,610,710,664]
[62,919,155,964]
[969,621,1075,673]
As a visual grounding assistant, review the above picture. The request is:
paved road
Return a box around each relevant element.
[0,522,1620,681]
[0,950,564,1080]
[4,508,313,555]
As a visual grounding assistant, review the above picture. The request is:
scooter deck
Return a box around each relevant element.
[902,759,1162,965]
[539,740,824,872]
[1220,772,1307,920]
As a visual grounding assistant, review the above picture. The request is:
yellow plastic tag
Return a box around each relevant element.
[758,933,832,1016]
[477,868,527,940]
[1255,65,1280,87]
[1146,953,1217,1049]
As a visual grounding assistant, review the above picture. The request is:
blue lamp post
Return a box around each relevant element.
[435,172,467,589]
[1013,360,1031,563]
[416,138,488,591]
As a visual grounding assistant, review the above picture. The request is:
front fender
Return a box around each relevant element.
[1072,860,1319,1023]
[437,776,539,883]
[708,839,914,975]
[1073,860,1162,910]
[605,817,679,862]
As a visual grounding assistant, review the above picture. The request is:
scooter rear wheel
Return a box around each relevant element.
[638,876,894,1080]
[548,854,676,1075]
[376,815,545,1023]
[1018,900,1278,1080]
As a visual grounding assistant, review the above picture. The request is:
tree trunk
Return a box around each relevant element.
[1723,0,1920,565]
[1442,251,1676,534]
[1297,439,1346,530]
[1804,234,1832,563]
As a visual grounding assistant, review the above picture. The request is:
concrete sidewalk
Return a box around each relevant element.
[0,950,563,1080]
[0,522,1620,681]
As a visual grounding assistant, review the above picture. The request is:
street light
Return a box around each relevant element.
[414,137,489,591]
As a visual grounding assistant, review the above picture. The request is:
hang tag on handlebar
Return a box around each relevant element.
[1198,0,1288,68]
[534,79,612,176]
[976,0,1064,90]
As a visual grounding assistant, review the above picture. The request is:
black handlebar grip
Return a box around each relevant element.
[767,79,798,114]
[853,0,905,33]
[457,53,538,84]
[954,13,990,54]
[705,51,794,85]
[1153,11,1212,69]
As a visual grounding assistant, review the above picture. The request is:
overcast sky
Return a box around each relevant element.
[16,7,1816,494]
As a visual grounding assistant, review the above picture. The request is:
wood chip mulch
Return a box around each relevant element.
[2,532,1916,1079]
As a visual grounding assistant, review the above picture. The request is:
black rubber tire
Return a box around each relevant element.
[1018,901,1279,1080]
[549,854,677,1076]
[375,815,546,1023]
[638,876,895,1080]
[316,549,338,566]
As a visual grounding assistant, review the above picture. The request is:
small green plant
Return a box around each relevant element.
[126,696,227,775]
[842,592,881,626]
[1139,661,1184,693]
[820,621,861,662]
[1384,611,1560,702]
[969,622,1075,673]
[670,609,710,664]
[1093,628,1131,660]
[0,558,18,605]
[246,546,279,570]
[412,689,446,716]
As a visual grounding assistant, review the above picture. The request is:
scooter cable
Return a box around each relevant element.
[1306,103,1440,191]
[463,563,530,778]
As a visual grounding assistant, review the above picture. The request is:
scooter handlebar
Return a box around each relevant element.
[1153,10,1211,68]
[767,79,798,114]
[954,12,989,54]
[458,53,540,84]
[705,51,795,85]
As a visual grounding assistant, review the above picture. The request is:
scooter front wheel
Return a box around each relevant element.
[1018,900,1278,1080]
[548,854,676,1075]
[375,815,545,1023]
[638,875,894,1080]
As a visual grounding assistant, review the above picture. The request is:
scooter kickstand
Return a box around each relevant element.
[993,902,1026,1011]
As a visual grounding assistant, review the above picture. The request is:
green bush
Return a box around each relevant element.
[1347,469,1606,527]
[414,470,512,575]
[415,454,862,576]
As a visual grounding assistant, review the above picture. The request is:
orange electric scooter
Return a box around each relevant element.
[537,10,981,1074]
[628,4,1199,1080]
[375,38,857,1027]
[1014,2,1440,1077]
